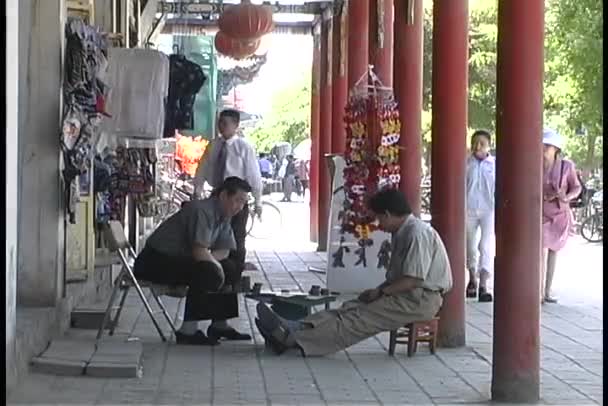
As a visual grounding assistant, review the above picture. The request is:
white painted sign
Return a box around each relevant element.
[325,156,389,293]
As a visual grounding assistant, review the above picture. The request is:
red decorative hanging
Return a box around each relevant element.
[214,31,261,60]
[218,0,274,41]
[340,67,401,243]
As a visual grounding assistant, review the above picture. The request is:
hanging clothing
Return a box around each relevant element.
[62,18,109,224]
[163,54,207,138]
[102,48,170,139]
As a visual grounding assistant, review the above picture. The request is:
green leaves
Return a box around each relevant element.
[247,73,312,152]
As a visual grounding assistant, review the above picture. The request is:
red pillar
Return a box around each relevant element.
[394,0,423,216]
[347,0,370,89]
[317,18,333,251]
[491,0,544,402]
[369,0,394,87]
[309,24,322,243]
[431,0,468,347]
[331,4,348,154]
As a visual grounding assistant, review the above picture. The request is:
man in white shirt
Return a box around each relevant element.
[194,109,263,275]
[465,129,496,302]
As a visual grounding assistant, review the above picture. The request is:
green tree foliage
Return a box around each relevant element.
[247,73,311,153]
[544,0,603,171]
[421,0,602,172]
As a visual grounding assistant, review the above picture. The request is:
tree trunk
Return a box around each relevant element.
[585,133,597,172]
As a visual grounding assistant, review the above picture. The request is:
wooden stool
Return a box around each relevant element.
[388,318,439,357]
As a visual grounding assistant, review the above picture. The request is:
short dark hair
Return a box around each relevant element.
[259,152,267,158]
[368,187,412,217]
[219,109,241,125]
[212,176,251,197]
[471,129,492,143]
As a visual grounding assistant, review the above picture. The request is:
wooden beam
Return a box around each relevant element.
[157,1,330,15]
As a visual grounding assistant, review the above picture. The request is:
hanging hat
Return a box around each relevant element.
[542,128,563,150]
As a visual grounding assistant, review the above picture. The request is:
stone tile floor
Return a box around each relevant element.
[7,248,603,405]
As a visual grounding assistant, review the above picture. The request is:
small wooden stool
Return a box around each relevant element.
[388,317,439,357]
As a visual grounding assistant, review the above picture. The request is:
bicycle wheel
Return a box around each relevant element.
[581,214,603,243]
[248,201,283,239]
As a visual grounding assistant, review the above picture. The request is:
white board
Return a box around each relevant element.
[325,156,389,293]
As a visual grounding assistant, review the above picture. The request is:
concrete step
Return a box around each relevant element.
[31,337,143,378]
[71,307,116,330]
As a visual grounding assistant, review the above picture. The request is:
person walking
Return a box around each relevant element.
[281,155,297,202]
[541,129,582,303]
[194,109,263,275]
[465,130,496,302]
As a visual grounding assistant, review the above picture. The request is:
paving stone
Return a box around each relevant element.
[38,339,96,363]
[30,357,86,376]
[85,361,143,378]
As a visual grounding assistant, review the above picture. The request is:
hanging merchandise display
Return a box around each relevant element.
[163,51,207,138]
[326,66,402,293]
[174,133,209,177]
[106,146,157,221]
[61,18,110,223]
[101,48,170,139]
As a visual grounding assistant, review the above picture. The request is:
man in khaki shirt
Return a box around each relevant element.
[255,188,453,356]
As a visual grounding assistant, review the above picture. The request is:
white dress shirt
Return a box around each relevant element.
[194,135,263,203]
[466,154,496,213]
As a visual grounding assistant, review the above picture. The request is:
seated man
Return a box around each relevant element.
[134,176,252,345]
[255,188,453,356]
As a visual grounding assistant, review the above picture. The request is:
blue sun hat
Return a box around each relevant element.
[542,128,563,151]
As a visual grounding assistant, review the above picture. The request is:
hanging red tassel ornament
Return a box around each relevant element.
[340,79,401,245]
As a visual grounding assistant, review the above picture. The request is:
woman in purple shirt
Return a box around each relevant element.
[542,129,582,303]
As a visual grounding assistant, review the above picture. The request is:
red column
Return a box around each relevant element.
[369,0,394,87]
[309,24,322,243]
[347,0,370,89]
[394,0,423,216]
[317,18,333,251]
[491,0,544,402]
[431,0,468,347]
[331,4,348,154]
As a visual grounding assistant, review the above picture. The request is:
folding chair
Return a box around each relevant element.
[96,221,188,342]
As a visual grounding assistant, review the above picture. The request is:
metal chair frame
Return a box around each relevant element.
[96,221,186,342]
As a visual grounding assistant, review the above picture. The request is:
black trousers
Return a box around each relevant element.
[134,247,241,322]
[230,204,249,271]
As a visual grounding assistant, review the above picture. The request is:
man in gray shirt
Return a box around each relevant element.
[134,177,252,345]
[255,188,453,356]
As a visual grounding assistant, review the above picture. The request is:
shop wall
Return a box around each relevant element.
[17,0,66,307]
[6,0,20,392]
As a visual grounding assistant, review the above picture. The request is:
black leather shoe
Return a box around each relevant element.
[207,325,252,341]
[478,287,493,303]
[175,330,219,346]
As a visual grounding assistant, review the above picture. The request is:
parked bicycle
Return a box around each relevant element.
[246,198,283,239]
[580,190,603,243]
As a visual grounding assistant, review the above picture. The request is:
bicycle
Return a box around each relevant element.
[246,198,283,239]
[580,192,603,243]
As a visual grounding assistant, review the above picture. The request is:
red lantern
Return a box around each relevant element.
[214,31,261,60]
[218,0,274,41]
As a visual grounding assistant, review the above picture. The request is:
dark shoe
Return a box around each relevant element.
[207,325,252,341]
[544,295,558,303]
[478,287,493,302]
[254,318,287,355]
[466,281,478,298]
[175,330,219,346]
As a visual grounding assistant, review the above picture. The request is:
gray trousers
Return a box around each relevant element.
[293,289,443,357]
